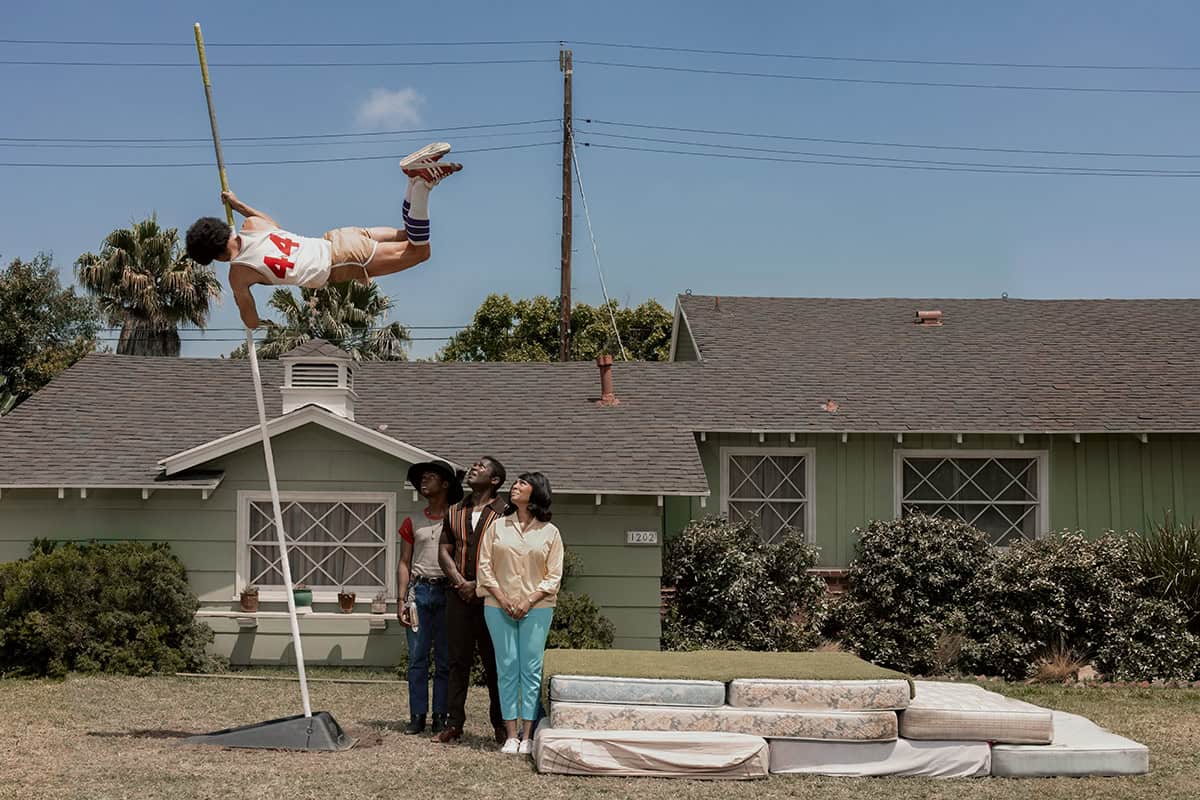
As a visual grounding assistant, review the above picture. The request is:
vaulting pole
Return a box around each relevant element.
[195,20,311,720]
[246,331,313,718]
[194,23,234,227]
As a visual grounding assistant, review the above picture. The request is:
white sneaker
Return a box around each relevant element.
[400,141,451,170]
[517,738,532,755]
[500,737,520,754]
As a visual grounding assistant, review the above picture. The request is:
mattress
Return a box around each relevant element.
[767,737,991,778]
[900,681,1053,744]
[990,711,1149,777]
[533,724,769,779]
[550,675,726,707]
[728,678,911,711]
[550,701,898,742]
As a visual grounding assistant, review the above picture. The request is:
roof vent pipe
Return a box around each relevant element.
[915,310,943,326]
[597,354,619,406]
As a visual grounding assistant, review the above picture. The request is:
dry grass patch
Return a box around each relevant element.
[0,673,1197,800]
[1032,646,1089,684]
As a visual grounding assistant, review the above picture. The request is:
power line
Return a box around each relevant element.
[5,36,1198,72]
[581,119,1200,160]
[569,137,628,361]
[0,141,557,168]
[578,130,1200,174]
[578,141,1200,177]
[0,119,558,145]
[565,40,1200,72]
[576,59,1200,95]
[9,114,1195,162]
[9,54,1198,92]
[0,38,559,47]
[0,128,561,151]
[0,58,556,68]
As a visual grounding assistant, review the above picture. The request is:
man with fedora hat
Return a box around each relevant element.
[397,459,463,736]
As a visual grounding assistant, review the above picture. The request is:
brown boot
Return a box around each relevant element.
[432,725,462,744]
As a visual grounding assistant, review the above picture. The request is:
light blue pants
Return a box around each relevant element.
[483,605,554,721]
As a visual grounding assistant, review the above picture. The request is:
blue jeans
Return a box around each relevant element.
[483,605,554,721]
[405,580,449,716]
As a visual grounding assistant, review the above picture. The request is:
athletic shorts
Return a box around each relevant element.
[324,227,379,268]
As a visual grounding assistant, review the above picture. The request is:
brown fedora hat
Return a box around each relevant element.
[406,460,465,504]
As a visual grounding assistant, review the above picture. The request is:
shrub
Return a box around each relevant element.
[0,540,213,677]
[662,516,826,651]
[961,532,1143,680]
[1129,513,1200,634]
[547,592,615,649]
[831,514,990,674]
[961,531,1200,682]
[1092,596,1200,682]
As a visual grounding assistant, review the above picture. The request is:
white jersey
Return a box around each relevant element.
[232,228,332,288]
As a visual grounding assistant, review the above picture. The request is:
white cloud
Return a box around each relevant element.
[355,87,424,130]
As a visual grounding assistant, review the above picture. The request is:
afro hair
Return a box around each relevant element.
[185,217,233,265]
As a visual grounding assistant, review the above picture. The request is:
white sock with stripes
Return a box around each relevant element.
[403,178,431,245]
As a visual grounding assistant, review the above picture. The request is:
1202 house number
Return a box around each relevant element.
[626,530,659,545]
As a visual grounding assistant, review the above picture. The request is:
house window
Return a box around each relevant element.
[237,492,396,600]
[720,447,815,544]
[896,451,1047,546]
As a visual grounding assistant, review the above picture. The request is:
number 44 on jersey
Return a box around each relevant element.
[263,233,298,279]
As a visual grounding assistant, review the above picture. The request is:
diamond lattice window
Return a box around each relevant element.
[901,456,1041,546]
[247,499,390,592]
[724,452,809,544]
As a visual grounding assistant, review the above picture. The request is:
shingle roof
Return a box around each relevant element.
[676,295,1200,433]
[4,295,1197,492]
[0,354,709,494]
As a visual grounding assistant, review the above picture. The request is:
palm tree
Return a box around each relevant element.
[75,216,222,356]
[230,281,410,361]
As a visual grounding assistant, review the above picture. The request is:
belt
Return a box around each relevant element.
[414,575,449,585]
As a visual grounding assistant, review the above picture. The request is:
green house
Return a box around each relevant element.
[1,296,1198,663]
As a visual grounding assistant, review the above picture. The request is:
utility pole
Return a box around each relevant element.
[558,47,573,362]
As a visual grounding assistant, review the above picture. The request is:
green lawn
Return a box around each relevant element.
[1,671,1197,800]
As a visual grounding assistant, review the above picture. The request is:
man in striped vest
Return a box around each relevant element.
[433,455,509,744]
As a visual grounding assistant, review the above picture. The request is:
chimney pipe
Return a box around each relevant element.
[596,354,619,406]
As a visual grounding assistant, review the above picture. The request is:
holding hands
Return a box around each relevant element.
[456,579,476,603]
[509,596,532,620]
[493,591,532,620]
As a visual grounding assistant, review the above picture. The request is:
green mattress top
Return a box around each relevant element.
[543,649,913,699]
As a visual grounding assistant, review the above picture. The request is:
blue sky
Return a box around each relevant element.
[4,1,1199,358]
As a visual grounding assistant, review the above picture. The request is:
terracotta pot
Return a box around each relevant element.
[239,589,259,613]
[337,592,356,613]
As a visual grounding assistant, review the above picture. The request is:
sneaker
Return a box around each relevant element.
[500,737,521,755]
[517,738,532,755]
[399,141,451,172]
[405,161,463,187]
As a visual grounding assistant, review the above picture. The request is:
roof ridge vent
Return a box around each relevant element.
[289,362,342,388]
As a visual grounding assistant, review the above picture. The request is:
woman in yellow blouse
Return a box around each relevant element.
[477,471,563,755]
